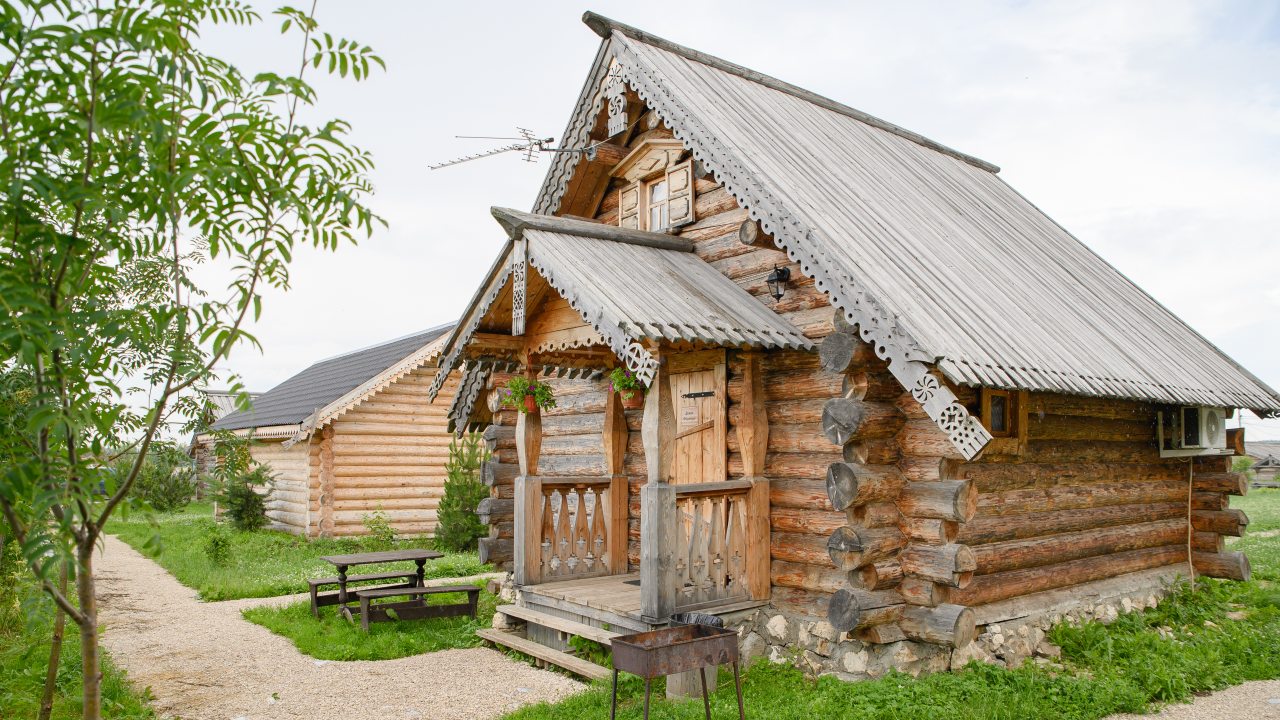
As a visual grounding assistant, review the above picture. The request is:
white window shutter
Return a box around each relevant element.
[667,160,695,228]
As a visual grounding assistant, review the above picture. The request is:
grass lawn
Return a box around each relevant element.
[0,572,156,720]
[503,488,1280,720]
[241,583,499,660]
[107,502,491,601]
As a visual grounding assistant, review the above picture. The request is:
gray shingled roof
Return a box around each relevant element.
[1246,441,1280,462]
[537,14,1280,414]
[212,325,454,432]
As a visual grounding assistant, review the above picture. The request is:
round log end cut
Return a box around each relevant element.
[899,603,977,648]
[821,398,866,447]
[819,332,857,374]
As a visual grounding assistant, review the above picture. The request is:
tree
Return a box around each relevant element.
[435,433,489,552]
[0,3,383,718]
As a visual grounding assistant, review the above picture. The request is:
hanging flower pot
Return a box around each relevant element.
[500,376,556,414]
[609,367,646,410]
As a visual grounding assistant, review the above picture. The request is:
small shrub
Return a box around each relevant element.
[361,509,396,551]
[222,465,271,532]
[204,526,232,566]
[434,433,489,552]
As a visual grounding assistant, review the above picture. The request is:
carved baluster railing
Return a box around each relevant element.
[674,480,753,611]
[536,477,614,581]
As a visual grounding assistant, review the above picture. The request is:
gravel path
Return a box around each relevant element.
[96,535,584,720]
[1107,680,1280,719]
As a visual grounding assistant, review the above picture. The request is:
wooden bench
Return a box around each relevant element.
[355,585,481,631]
[308,571,419,617]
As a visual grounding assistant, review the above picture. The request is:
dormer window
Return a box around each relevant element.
[612,138,695,233]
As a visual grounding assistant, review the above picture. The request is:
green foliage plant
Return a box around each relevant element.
[115,442,196,513]
[0,3,383,717]
[361,509,396,551]
[500,376,556,413]
[434,434,489,552]
[203,526,232,567]
[608,366,645,402]
[221,466,271,532]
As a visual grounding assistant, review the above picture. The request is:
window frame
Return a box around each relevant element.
[645,176,670,232]
[980,388,1016,438]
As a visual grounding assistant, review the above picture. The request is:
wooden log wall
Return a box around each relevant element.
[951,400,1250,605]
[250,438,311,534]
[479,372,616,570]
[322,366,459,537]
[814,319,975,648]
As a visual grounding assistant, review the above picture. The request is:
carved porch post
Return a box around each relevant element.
[640,359,677,623]
[737,352,771,601]
[603,387,630,573]
[513,373,543,586]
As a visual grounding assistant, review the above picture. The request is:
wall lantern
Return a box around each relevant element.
[766,265,791,302]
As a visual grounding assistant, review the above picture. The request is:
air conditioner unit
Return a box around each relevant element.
[1158,406,1229,458]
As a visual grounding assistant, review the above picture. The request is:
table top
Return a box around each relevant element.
[320,549,444,566]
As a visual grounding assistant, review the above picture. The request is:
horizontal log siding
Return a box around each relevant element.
[250,438,311,535]
[947,394,1206,607]
[325,367,458,537]
[726,351,843,612]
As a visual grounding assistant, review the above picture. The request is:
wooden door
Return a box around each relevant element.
[668,351,727,485]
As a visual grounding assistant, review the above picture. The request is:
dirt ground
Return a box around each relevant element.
[1108,679,1280,719]
[96,535,583,720]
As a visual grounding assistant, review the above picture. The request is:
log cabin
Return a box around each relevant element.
[1245,441,1280,484]
[430,12,1280,680]
[196,325,459,537]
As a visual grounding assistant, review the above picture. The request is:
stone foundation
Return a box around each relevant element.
[731,566,1186,679]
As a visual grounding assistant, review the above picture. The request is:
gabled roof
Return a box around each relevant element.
[536,13,1280,426]
[429,208,813,400]
[212,325,454,433]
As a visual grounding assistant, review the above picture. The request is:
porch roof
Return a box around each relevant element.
[428,208,812,400]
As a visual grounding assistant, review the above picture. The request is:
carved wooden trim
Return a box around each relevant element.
[511,238,527,336]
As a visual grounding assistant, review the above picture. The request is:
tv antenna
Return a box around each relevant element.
[429,127,598,170]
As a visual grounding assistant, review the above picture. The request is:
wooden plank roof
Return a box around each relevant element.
[428,208,812,400]
[536,13,1280,417]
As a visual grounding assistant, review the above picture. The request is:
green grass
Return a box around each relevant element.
[0,574,156,720]
[241,583,498,661]
[107,503,491,601]
[502,488,1280,720]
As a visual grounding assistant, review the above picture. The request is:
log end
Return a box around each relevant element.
[1192,550,1251,582]
[900,603,977,648]
[828,588,860,632]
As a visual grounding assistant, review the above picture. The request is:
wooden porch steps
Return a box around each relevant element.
[476,628,612,681]
[496,604,621,646]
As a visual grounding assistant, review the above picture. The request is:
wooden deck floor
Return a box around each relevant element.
[519,573,768,632]
[525,573,643,618]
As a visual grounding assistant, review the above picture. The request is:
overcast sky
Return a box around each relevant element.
[195,0,1280,439]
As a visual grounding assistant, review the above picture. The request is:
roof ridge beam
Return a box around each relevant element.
[491,206,693,252]
[581,11,999,174]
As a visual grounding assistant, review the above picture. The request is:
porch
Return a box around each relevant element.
[428,208,815,675]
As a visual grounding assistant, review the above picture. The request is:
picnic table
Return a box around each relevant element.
[316,549,479,630]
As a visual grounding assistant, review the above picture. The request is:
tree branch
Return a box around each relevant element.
[0,498,86,626]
